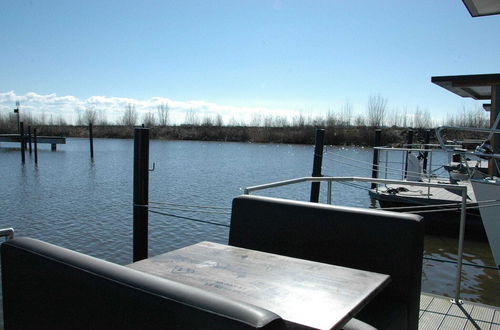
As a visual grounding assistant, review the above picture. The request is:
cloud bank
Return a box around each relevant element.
[0,91,301,125]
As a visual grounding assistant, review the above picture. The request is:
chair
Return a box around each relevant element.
[228,195,424,330]
[1,237,284,329]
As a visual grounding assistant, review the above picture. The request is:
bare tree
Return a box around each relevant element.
[413,107,432,129]
[215,114,223,127]
[121,104,138,126]
[367,94,387,127]
[83,107,98,125]
[184,109,199,126]
[340,102,353,127]
[142,111,156,127]
[156,103,169,127]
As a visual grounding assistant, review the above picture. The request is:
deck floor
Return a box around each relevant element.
[420,293,499,329]
[378,180,477,205]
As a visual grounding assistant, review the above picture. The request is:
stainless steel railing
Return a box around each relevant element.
[0,228,14,240]
[244,176,468,304]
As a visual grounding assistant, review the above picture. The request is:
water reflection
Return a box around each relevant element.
[422,235,500,305]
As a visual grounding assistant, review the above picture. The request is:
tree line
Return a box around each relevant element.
[0,95,490,145]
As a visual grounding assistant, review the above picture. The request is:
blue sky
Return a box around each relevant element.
[1,0,499,123]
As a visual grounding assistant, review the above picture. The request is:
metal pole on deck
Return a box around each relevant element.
[371,129,381,189]
[89,123,94,159]
[453,187,468,304]
[34,128,38,164]
[133,128,149,262]
[20,122,25,164]
[310,128,325,203]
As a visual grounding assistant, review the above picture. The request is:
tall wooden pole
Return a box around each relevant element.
[310,128,325,203]
[133,128,150,262]
[89,123,94,159]
[422,129,430,173]
[28,125,32,154]
[404,130,414,178]
[371,129,382,189]
[34,128,38,164]
[20,122,25,164]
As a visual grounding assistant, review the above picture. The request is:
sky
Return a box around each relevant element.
[1,0,500,124]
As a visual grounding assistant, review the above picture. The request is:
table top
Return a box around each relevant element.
[128,241,390,330]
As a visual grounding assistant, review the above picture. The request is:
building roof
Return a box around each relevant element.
[431,73,500,100]
[462,0,500,17]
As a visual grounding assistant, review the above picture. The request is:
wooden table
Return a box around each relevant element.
[128,241,390,330]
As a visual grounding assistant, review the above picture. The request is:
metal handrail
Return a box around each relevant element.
[244,176,468,304]
[0,228,14,240]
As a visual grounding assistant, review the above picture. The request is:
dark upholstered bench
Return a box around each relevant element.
[1,237,284,330]
[229,195,424,330]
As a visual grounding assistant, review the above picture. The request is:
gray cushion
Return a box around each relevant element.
[1,237,284,330]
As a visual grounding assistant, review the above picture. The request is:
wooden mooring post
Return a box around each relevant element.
[404,130,414,178]
[20,122,26,164]
[133,128,150,262]
[422,129,430,173]
[89,123,94,159]
[34,128,38,164]
[28,125,32,154]
[310,128,325,203]
[371,129,382,189]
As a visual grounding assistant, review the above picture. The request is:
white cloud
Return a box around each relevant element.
[0,91,302,125]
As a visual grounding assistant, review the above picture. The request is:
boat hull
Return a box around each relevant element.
[470,179,500,268]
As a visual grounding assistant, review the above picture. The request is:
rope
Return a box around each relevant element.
[149,201,231,210]
[148,209,230,228]
[423,256,499,270]
[323,153,446,180]
[325,150,450,179]
[148,205,231,215]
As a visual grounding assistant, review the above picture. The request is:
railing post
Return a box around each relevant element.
[371,129,381,189]
[310,128,325,203]
[133,128,150,262]
[34,128,38,164]
[89,123,94,159]
[20,122,25,164]
[452,187,467,304]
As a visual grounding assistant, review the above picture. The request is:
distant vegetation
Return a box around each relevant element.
[0,96,490,146]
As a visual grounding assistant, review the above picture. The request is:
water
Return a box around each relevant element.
[0,138,498,318]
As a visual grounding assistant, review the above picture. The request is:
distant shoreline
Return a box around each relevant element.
[1,124,437,146]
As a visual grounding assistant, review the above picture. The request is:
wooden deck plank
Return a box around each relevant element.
[419,311,446,329]
[419,293,499,330]
[438,315,467,329]
[448,302,475,317]
[471,305,495,323]
[427,296,452,314]
[420,294,434,310]
[490,323,500,330]
[493,310,500,324]
[464,319,490,329]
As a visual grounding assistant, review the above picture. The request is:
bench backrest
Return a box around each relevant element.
[1,237,283,330]
[229,195,424,330]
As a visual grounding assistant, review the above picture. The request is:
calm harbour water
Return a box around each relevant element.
[0,138,498,322]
